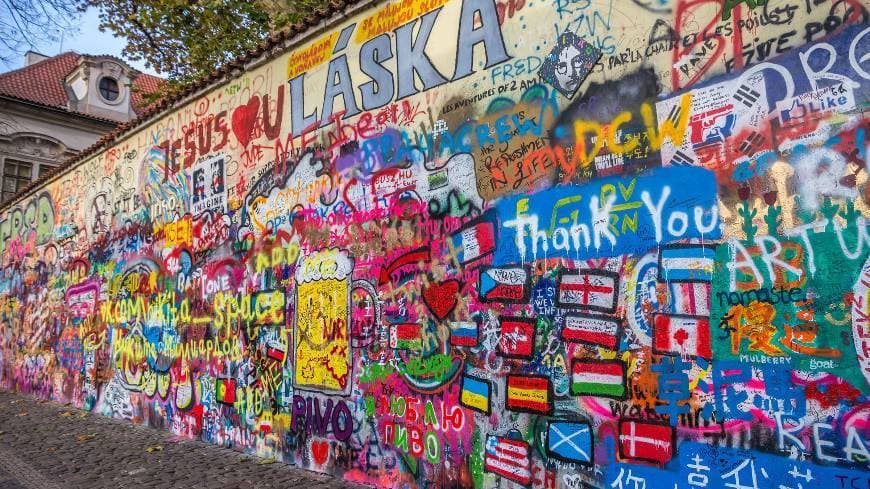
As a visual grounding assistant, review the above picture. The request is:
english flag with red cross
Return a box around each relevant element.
[557,269,619,313]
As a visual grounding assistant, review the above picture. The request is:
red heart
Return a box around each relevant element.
[422,279,460,320]
[231,96,260,147]
[311,440,328,465]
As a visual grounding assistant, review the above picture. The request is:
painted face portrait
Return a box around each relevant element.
[540,31,601,98]
[555,44,584,95]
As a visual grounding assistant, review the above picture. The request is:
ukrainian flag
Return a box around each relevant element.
[461,375,491,414]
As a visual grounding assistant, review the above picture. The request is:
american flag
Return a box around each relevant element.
[485,436,531,485]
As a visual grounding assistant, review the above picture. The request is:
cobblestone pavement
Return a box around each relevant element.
[0,391,365,489]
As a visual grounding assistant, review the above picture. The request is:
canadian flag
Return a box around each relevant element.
[653,314,711,359]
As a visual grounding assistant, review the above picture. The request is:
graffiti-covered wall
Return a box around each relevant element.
[1,0,869,487]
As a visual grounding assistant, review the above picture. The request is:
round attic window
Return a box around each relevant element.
[98,77,120,102]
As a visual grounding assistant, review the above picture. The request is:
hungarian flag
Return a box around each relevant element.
[657,244,714,282]
[571,360,626,398]
[390,323,423,350]
[562,313,620,350]
[653,314,711,359]
[506,375,552,414]
[618,421,674,465]
[557,269,619,313]
[485,436,532,485]
[216,378,236,404]
[450,321,479,347]
[479,267,528,303]
[450,220,496,264]
[498,317,536,359]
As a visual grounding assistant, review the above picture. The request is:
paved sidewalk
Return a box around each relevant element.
[0,391,363,489]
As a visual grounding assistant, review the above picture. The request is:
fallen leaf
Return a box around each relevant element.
[75,433,97,442]
[59,412,74,418]
[46,447,57,453]
[78,412,87,418]
[239,456,251,462]
[15,412,27,417]
[256,457,276,465]
[145,445,164,453]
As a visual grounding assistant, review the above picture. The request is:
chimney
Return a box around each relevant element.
[24,50,49,66]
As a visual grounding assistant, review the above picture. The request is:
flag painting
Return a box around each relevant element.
[653,314,711,359]
[506,375,552,414]
[216,378,236,404]
[557,269,619,313]
[449,320,479,347]
[498,317,536,359]
[671,282,711,316]
[390,323,423,350]
[618,421,674,465]
[485,436,532,485]
[562,313,621,349]
[571,360,626,398]
[658,244,715,282]
[479,267,529,303]
[450,218,496,264]
[547,421,593,464]
[460,374,491,414]
[266,343,287,362]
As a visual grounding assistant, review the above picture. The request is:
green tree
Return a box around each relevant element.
[85,0,327,93]
[0,0,82,67]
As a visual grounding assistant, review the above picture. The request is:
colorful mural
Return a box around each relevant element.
[1,0,869,487]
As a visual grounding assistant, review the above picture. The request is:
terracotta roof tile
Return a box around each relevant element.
[0,51,164,117]
[0,52,80,109]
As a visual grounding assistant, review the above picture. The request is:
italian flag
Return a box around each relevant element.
[571,360,625,398]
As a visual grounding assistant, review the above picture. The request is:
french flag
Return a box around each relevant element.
[450,220,496,264]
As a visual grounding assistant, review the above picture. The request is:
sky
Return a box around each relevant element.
[1,7,160,76]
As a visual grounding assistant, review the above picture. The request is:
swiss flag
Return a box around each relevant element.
[653,314,711,359]
[498,317,536,359]
[618,421,674,465]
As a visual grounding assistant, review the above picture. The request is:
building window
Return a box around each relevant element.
[2,159,33,203]
[38,164,56,178]
[99,77,120,101]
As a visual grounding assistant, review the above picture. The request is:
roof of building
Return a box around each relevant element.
[0,51,164,120]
